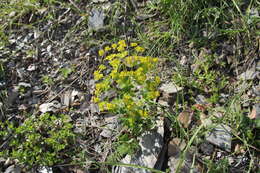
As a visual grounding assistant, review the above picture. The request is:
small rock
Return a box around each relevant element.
[27,64,36,71]
[113,118,164,173]
[71,90,84,103]
[168,156,201,173]
[158,82,183,106]
[9,11,16,17]
[168,138,186,156]
[4,165,21,173]
[39,101,61,113]
[100,115,119,138]
[180,56,188,66]
[38,166,53,173]
[168,139,201,173]
[159,82,183,95]
[88,8,105,30]
[158,99,170,107]
[18,82,31,88]
[238,69,257,80]
[199,142,214,156]
[195,95,207,104]
[18,104,28,111]
[206,124,232,152]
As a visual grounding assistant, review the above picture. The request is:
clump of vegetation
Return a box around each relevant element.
[93,40,161,135]
[0,113,77,170]
[173,53,228,104]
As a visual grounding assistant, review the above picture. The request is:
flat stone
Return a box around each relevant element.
[206,124,232,152]
[88,8,105,30]
[4,165,21,173]
[238,69,257,80]
[18,82,31,88]
[113,118,164,173]
[39,101,61,113]
[159,82,183,95]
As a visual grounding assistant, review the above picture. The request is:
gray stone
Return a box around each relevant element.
[4,165,21,173]
[167,139,201,173]
[100,116,119,138]
[39,101,61,113]
[238,69,257,80]
[38,166,53,173]
[206,124,232,152]
[18,82,31,88]
[168,156,201,173]
[113,118,164,173]
[88,8,105,30]
[195,95,207,104]
[159,82,183,95]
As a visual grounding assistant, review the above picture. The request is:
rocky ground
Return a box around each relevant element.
[0,0,259,173]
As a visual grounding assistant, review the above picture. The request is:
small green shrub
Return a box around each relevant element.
[173,54,227,103]
[107,134,139,162]
[41,75,54,85]
[0,113,77,169]
[93,40,161,135]
[59,66,75,79]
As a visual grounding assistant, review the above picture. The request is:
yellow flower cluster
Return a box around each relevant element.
[93,40,161,132]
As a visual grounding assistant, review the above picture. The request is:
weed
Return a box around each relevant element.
[93,40,161,135]
[59,66,75,79]
[107,134,139,163]
[0,113,78,170]
[173,53,228,104]
[41,75,54,85]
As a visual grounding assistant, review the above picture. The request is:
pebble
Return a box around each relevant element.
[206,124,232,152]
[159,82,183,95]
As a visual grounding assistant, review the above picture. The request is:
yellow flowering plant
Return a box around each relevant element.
[93,40,161,135]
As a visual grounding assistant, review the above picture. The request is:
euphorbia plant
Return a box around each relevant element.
[93,40,161,135]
